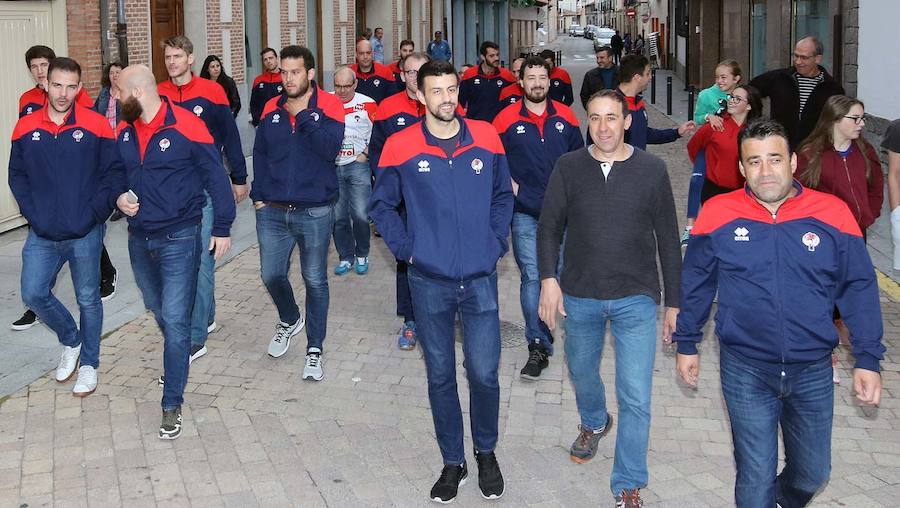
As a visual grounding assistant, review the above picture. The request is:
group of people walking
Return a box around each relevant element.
[8,29,889,508]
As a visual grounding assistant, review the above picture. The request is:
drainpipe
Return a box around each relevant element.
[100,0,110,65]
[116,0,129,65]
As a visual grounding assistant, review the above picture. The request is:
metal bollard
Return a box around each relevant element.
[688,85,696,122]
[650,68,656,104]
[666,76,673,116]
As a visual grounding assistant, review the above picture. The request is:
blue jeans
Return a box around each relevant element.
[563,293,658,494]
[333,161,372,261]
[190,193,216,347]
[687,149,707,219]
[256,204,333,351]
[720,346,833,508]
[128,225,201,410]
[407,268,501,465]
[21,224,104,368]
[511,212,555,353]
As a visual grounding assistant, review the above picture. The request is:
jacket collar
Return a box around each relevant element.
[39,101,77,128]
[419,113,474,151]
[517,98,557,119]
[743,179,805,205]
[275,82,323,112]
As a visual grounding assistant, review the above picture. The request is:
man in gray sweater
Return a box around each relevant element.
[537,89,681,508]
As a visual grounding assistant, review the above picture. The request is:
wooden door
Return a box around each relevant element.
[150,0,184,83]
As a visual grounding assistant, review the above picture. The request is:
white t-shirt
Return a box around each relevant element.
[335,92,377,166]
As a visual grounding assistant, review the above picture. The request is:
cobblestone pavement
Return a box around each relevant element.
[1,107,898,508]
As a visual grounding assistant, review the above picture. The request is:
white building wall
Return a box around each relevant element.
[857,0,900,120]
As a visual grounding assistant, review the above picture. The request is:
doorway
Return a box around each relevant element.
[150,0,185,82]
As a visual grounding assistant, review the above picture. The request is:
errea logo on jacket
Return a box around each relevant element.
[733,226,749,241]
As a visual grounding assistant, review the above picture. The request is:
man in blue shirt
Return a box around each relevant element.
[370,27,385,64]
[427,31,452,61]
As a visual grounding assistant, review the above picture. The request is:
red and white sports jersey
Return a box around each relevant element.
[336,92,377,166]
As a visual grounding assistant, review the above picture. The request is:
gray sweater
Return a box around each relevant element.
[537,146,681,307]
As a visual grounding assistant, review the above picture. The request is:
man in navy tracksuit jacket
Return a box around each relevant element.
[587,54,694,148]
[350,39,397,104]
[250,46,344,381]
[493,56,583,380]
[369,59,513,504]
[673,120,884,508]
[157,35,248,367]
[8,58,123,397]
[458,41,517,122]
[369,51,431,350]
[114,65,236,440]
[249,48,283,126]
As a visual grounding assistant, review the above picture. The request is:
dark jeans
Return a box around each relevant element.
[407,268,501,465]
[100,243,116,281]
[687,149,707,219]
[700,178,736,204]
[396,261,415,322]
[333,161,372,261]
[128,225,202,410]
[22,224,104,368]
[191,192,216,346]
[256,204,333,351]
[720,346,833,508]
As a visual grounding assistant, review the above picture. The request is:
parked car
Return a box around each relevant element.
[593,27,616,52]
[569,24,584,37]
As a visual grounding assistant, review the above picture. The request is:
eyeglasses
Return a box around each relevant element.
[727,95,746,103]
[334,84,355,90]
[792,53,816,61]
[843,115,865,125]
[404,69,419,77]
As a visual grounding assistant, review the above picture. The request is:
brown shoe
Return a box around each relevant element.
[615,488,643,508]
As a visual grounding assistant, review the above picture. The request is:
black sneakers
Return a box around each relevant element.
[11,309,39,331]
[430,463,467,504]
[159,407,182,439]
[474,450,504,500]
[520,340,549,380]
[100,268,117,301]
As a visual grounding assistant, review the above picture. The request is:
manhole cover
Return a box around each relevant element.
[455,320,525,349]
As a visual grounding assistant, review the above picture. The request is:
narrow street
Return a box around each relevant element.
[0,38,898,508]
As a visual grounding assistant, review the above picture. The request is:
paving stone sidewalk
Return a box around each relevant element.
[0,108,898,508]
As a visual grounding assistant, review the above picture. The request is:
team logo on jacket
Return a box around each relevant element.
[510,97,518,103]
[72,130,84,142]
[554,80,560,87]
[277,85,283,92]
[555,122,564,132]
[802,232,820,252]
[272,113,281,124]
[311,112,320,122]
[122,132,130,142]
[159,138,171,152]
[516,125,526,134]
[472,158,483,174]
[417,160,430,173]
[258,83,265,89]
[193,105,203,116]
[733,226,749,242]
[31,131,41,141]
[25,107,33,115]
[496,80,503,87]
[474,78,481,85]
[373,79,381,87]
[397,117,406,126]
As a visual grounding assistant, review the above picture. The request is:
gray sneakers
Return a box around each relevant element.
[569,414,613,464]
[268,316,305,358]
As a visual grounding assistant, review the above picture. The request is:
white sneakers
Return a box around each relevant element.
[73,366,97,397]
[267,316,305,358]
[56,344,81,382]
[303,347,324,381]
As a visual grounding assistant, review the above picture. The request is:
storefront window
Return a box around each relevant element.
[794,0,831,69]
[750,0,767,78]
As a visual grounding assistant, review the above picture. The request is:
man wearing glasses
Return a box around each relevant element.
[750,36,844,149]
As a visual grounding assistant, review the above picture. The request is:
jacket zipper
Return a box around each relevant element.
[751,197,789,375]
[841,156,863,223]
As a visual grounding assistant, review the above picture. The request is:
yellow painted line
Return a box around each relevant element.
[877,269,900,302]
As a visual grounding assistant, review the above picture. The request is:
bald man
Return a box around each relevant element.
[114,65,236,440]
[331,66,376,276]
[350,39,396,103]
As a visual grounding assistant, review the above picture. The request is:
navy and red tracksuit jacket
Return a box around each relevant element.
[249,70,283,126]
[350,63,397,104]
[9,104,123,240]
[493,100,583,217]
[158,74,248,184]
[589,89,681,149]
[369,115,514,281]
[116,98,235,237]
[19,86,93,118]
[388,60,403,86]
[498,83,523,107]
[370,91,426,170]
[250,85,345,207]
[459,65,518,122]
[673,182,885,372]
[548,67,574,106]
